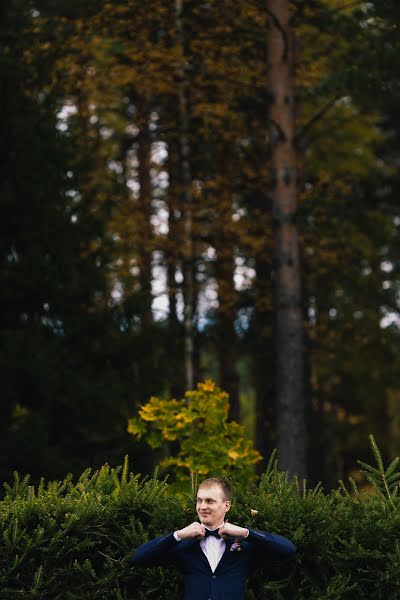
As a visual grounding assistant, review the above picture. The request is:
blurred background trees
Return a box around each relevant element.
[1,0,399,488]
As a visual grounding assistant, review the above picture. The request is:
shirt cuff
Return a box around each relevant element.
[173,531,182,542]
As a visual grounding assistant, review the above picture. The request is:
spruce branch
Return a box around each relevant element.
[265,449,278,478]
[385,457,400,478]
[357,434,399,509]
[190,471,198,504]
[121,455,129,486]
[338,477,360,503]
[369,434,384,472]
[339,479,353,502]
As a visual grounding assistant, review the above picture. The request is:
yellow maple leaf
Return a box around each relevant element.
[228,450,239,461]
[199,379,215,392]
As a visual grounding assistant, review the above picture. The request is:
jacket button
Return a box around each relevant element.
[212,575,216,579]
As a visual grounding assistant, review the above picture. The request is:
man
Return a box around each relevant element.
[132,476,296,600]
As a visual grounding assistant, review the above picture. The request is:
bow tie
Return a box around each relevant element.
[205,528,221,539]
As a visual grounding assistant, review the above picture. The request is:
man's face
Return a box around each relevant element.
[196,484,231,529]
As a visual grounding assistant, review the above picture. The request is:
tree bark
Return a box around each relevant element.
[241,117,277,464]
[175,0,194,391]
[253,252,277,463]
[165,127,180,328]
[266,0,307,478]
[137,107,153,328]
[215,247,240,421]
[165,119,185,398]
[214,145,240,421]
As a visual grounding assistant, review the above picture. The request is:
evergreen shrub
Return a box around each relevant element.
[1,438,400,599]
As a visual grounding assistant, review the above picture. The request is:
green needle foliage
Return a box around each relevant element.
[1,438,400,598]
[357,434,400,509]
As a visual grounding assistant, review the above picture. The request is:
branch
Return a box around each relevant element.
[325,1,368,15]
[269,118,287,144]
[294,95,342,146]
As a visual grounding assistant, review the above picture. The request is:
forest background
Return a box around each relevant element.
[1,0,400,492]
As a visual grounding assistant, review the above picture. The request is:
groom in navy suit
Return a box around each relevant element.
[132,476,296,599]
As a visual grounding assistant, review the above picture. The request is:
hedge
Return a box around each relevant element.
[1,450,400,599]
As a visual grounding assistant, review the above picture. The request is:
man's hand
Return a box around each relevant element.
[177,522,206,540]
[218,522,249,539]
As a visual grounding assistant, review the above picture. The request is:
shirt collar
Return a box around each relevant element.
[204,523,224,531]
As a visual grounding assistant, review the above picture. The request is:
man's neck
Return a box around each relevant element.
[204,522,224,531]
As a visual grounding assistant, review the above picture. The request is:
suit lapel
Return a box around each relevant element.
[181,537,249,574]
[197,540,213,571]
[214,538,234,573]
[181,538,213,572]
[215,538,250,573]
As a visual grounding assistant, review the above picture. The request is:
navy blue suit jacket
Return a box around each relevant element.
[132,528,296,600]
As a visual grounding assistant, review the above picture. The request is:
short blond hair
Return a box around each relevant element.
[198,477,232,501]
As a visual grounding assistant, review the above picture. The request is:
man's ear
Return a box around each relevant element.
[225,500,231,512]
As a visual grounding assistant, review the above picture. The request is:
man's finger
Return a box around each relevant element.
[197,524,205,537]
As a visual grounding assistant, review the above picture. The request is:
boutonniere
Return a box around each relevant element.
[230,538,244,552]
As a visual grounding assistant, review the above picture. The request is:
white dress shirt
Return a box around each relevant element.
[174,523,226,572]
[200,524,226,572]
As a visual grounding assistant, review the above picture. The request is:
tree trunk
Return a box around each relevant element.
[253,252,277,464]
[242,118,277,464]
[175,0,194,391]
[214,145,240,421]
[166,127,180,328]
[266,0,307,478]
[165,119,185,398]
[137,107,153,328]
[216,301,240,421]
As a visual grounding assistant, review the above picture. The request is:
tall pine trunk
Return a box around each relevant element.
[166,127,180,329]
[165,118,185,398]
[214,143,240,420]
[137,107,153,328]
[253,252,277,463]
[266,0,306,478]
[176,0,194,391]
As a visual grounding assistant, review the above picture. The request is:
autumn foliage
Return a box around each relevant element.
[128,381,261,486]
[1,0,399,490]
